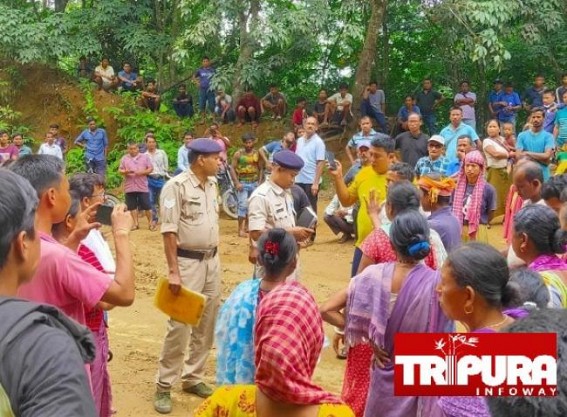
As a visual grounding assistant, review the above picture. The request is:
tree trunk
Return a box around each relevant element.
[231,0,260,102]
[54,0,69,12]
[352,0,386,116]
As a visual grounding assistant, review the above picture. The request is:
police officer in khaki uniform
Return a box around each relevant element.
[154,139,222,414]
[248,150,314,276]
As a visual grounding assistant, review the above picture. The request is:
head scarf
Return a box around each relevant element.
[418,176,456,204]
[254,281,342,405]
[451,150,487,239]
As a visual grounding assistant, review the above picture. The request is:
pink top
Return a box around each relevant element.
[18,232,112,326]
[0,144,19,162]
[119,153,153,193]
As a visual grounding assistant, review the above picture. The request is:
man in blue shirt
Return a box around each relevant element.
[260,132,295,174]
[295,117,326,213]
[345,116,387,165]
[517,108,555,180]
[439,106,479,163]
[117,62,142,91]
[523,74,546,111]
[488,79,503,117]
[361,81,387,133]
[496,82,522,130]
[193,56,216,122]
[74,117,109,178]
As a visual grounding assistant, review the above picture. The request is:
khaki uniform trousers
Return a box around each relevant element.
[156,255,220,391]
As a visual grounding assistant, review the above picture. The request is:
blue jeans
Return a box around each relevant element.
[360,100,388,133]
[351,247,363,278]
[86,158,107,178]
[148,176,166,222]
[199,88,215,113]
[422,113,437,135]
[237,180,258,217]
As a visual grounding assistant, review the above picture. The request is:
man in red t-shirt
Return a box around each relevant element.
[236,91,261,127]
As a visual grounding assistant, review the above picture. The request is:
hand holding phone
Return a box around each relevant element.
[326,151,337,171]
[95,204,114,226]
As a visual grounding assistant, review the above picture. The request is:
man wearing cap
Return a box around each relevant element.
[418,173,461,252]
[344,140,371,185]
[74,117,109,178]
[295,116,326,213]
[394,112,429,168]
[439,106,479,163]
[154,139,222,413]
[415,135,450,179]
[247,150,314,277]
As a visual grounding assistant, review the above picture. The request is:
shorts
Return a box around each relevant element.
[125,192,151,211]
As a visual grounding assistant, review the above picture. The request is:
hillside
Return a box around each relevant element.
[5,64,351,157]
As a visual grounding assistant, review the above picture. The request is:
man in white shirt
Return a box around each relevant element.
[93,57,118,91]
[324,194,354,243]
[37,132,63,159]
[326,83,353,127]
[215,90,236,123]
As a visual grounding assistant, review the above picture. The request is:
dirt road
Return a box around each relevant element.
[108,199,506,416]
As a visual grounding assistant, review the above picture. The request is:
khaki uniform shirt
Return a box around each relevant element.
[248,180,295,232]
[160,169,219,250]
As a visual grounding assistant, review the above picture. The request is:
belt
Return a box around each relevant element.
[149,174,167,180]
[177,247,218,261]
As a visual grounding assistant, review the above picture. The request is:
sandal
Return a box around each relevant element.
[131,225,139,231]
[149,222,158,231]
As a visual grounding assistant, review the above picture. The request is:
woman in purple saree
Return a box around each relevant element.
[345,210,452,417]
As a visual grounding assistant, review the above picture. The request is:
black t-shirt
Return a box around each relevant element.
[415,90,442,115]
[395,131,429,168]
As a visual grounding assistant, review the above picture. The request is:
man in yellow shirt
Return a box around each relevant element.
[329,136,395,276]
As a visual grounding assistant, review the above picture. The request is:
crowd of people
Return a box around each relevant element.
[2,68,567,417]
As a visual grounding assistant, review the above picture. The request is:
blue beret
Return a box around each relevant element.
[273,150,304,170]
[188,138,222,154]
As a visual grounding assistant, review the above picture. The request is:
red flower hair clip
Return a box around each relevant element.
[264,241,279,256]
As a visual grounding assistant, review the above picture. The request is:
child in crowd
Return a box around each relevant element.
[542,89,559,134]
[38,132,63,159]
[292,97,307,131]
[502,121,517,173]
[230,133,264,237]
[12,133,32,156]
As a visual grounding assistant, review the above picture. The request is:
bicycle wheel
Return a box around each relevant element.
[221,189,238,220]
[105,193,122,207]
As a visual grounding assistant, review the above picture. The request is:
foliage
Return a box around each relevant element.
[106,94,195,166]
[1,0,566,137]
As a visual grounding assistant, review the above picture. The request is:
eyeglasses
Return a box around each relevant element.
[90,192,106,198]
[428,143,443,149]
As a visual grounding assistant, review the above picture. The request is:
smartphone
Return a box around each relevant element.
[326,151,337,171]
[95,204,113,226]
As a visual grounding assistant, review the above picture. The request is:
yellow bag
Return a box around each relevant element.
[154,277,206,326]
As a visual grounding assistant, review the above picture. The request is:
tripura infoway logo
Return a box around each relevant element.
[394,333,557,396]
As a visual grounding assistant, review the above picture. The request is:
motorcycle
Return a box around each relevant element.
[217,162,238,219]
